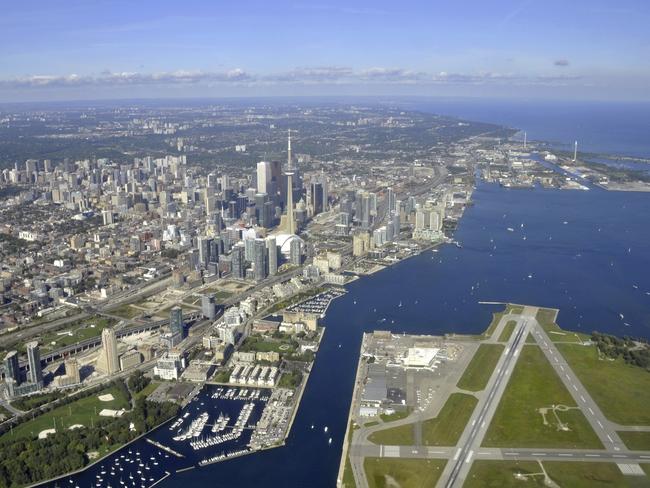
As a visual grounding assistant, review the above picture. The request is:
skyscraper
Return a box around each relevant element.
[253,238,268,281]
[310,181,324,215]
[231,244,246,279]
[201,294,217,320]
[64,358,81,384]
[98,329,120,375]
[26,341,43,385]
[267,236,278,276]
[256,161,271,194]
[290,238,302,266]
[4,350,20,385]
[170,306,184,338]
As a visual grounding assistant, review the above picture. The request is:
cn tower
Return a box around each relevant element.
[285,129,296,235]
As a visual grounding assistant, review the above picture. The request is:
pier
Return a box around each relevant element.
[145,439,185,458]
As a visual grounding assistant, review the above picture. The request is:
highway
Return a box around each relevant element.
[439,316,531,488]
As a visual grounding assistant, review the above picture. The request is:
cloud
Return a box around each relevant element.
[0,67,588,90]
[554,59,570,67]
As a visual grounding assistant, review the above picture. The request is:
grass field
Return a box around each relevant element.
[557,343,650,425]
[364,458,446,488]
[110,303,144,319]
[457,344,504,391]
[380,409,411,423]
[36,316,116,352]
[421,393,477,445]
[536,308,589,343]
[369,393,477,446]
[498,320,518,342]
[1,384,130,443]
[483,346,603,449]
[465,461,635,488]
[134,381,159,400]
[483,304,524,338]
[618,431,650,450]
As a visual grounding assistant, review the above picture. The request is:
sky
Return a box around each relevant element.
[0,0,649,102]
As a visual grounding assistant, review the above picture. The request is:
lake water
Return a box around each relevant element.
[396,98,650,160]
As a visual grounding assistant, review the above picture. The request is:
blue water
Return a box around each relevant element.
[397,98,650,159]
[149,182,649,488]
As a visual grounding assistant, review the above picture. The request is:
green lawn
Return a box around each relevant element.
[110,303,144,319]
[38,316,116,351]
[557,343,650,425]
[364,458,446,488]
[483,304,524,337]
[380,409,411,423]
[457,344,504,391]
[483,346,603,449]
[421,393,477,445]
[498,320,518,342]
[1,384,130,443]
[536,308,589,343]
[134,381,159,400]
[369,393,477,446]
[466,461,634,488]
[618,431,650,450]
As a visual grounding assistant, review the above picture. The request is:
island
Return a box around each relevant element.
[338,304,650,487]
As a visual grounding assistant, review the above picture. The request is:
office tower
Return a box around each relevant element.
[310,181,324,215]
[267,236,278,276]
[170,306,184,338]
[387,187,396,214]
[4,350,20,385]
[255,192,272,228]
[201,294,217,320]
[231,244,246,279]
[26,341,43,385]
[253,238,268,281]
[284,130,296,234]
[257,161,271,194]
[244,236,256,261]
[98,328,120,375]
[290,238,302,266]
[270,160,283,206]
[198,236,212,268]
[65,358,81,384]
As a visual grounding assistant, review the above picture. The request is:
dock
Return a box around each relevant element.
[145,438,185,458]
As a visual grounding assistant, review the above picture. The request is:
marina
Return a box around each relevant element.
[44,385,272,488]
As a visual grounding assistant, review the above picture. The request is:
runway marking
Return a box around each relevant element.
[572,384,578,391]
[640,455,650,459]
[559,365,564,371]
[565,373,570,380]
[453,449,461,461]
[465,450,474,463]
[607,435,614,443]
[532,453,546,456]
[558,453,573,457]
[585,454,601,457]
[597,420,604,429]
[504,452,519,456]
[588,407,595,415]
[580,395,586,402]
[613,454,626,458]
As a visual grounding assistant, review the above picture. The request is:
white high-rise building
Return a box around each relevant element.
[256,161,271,194]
